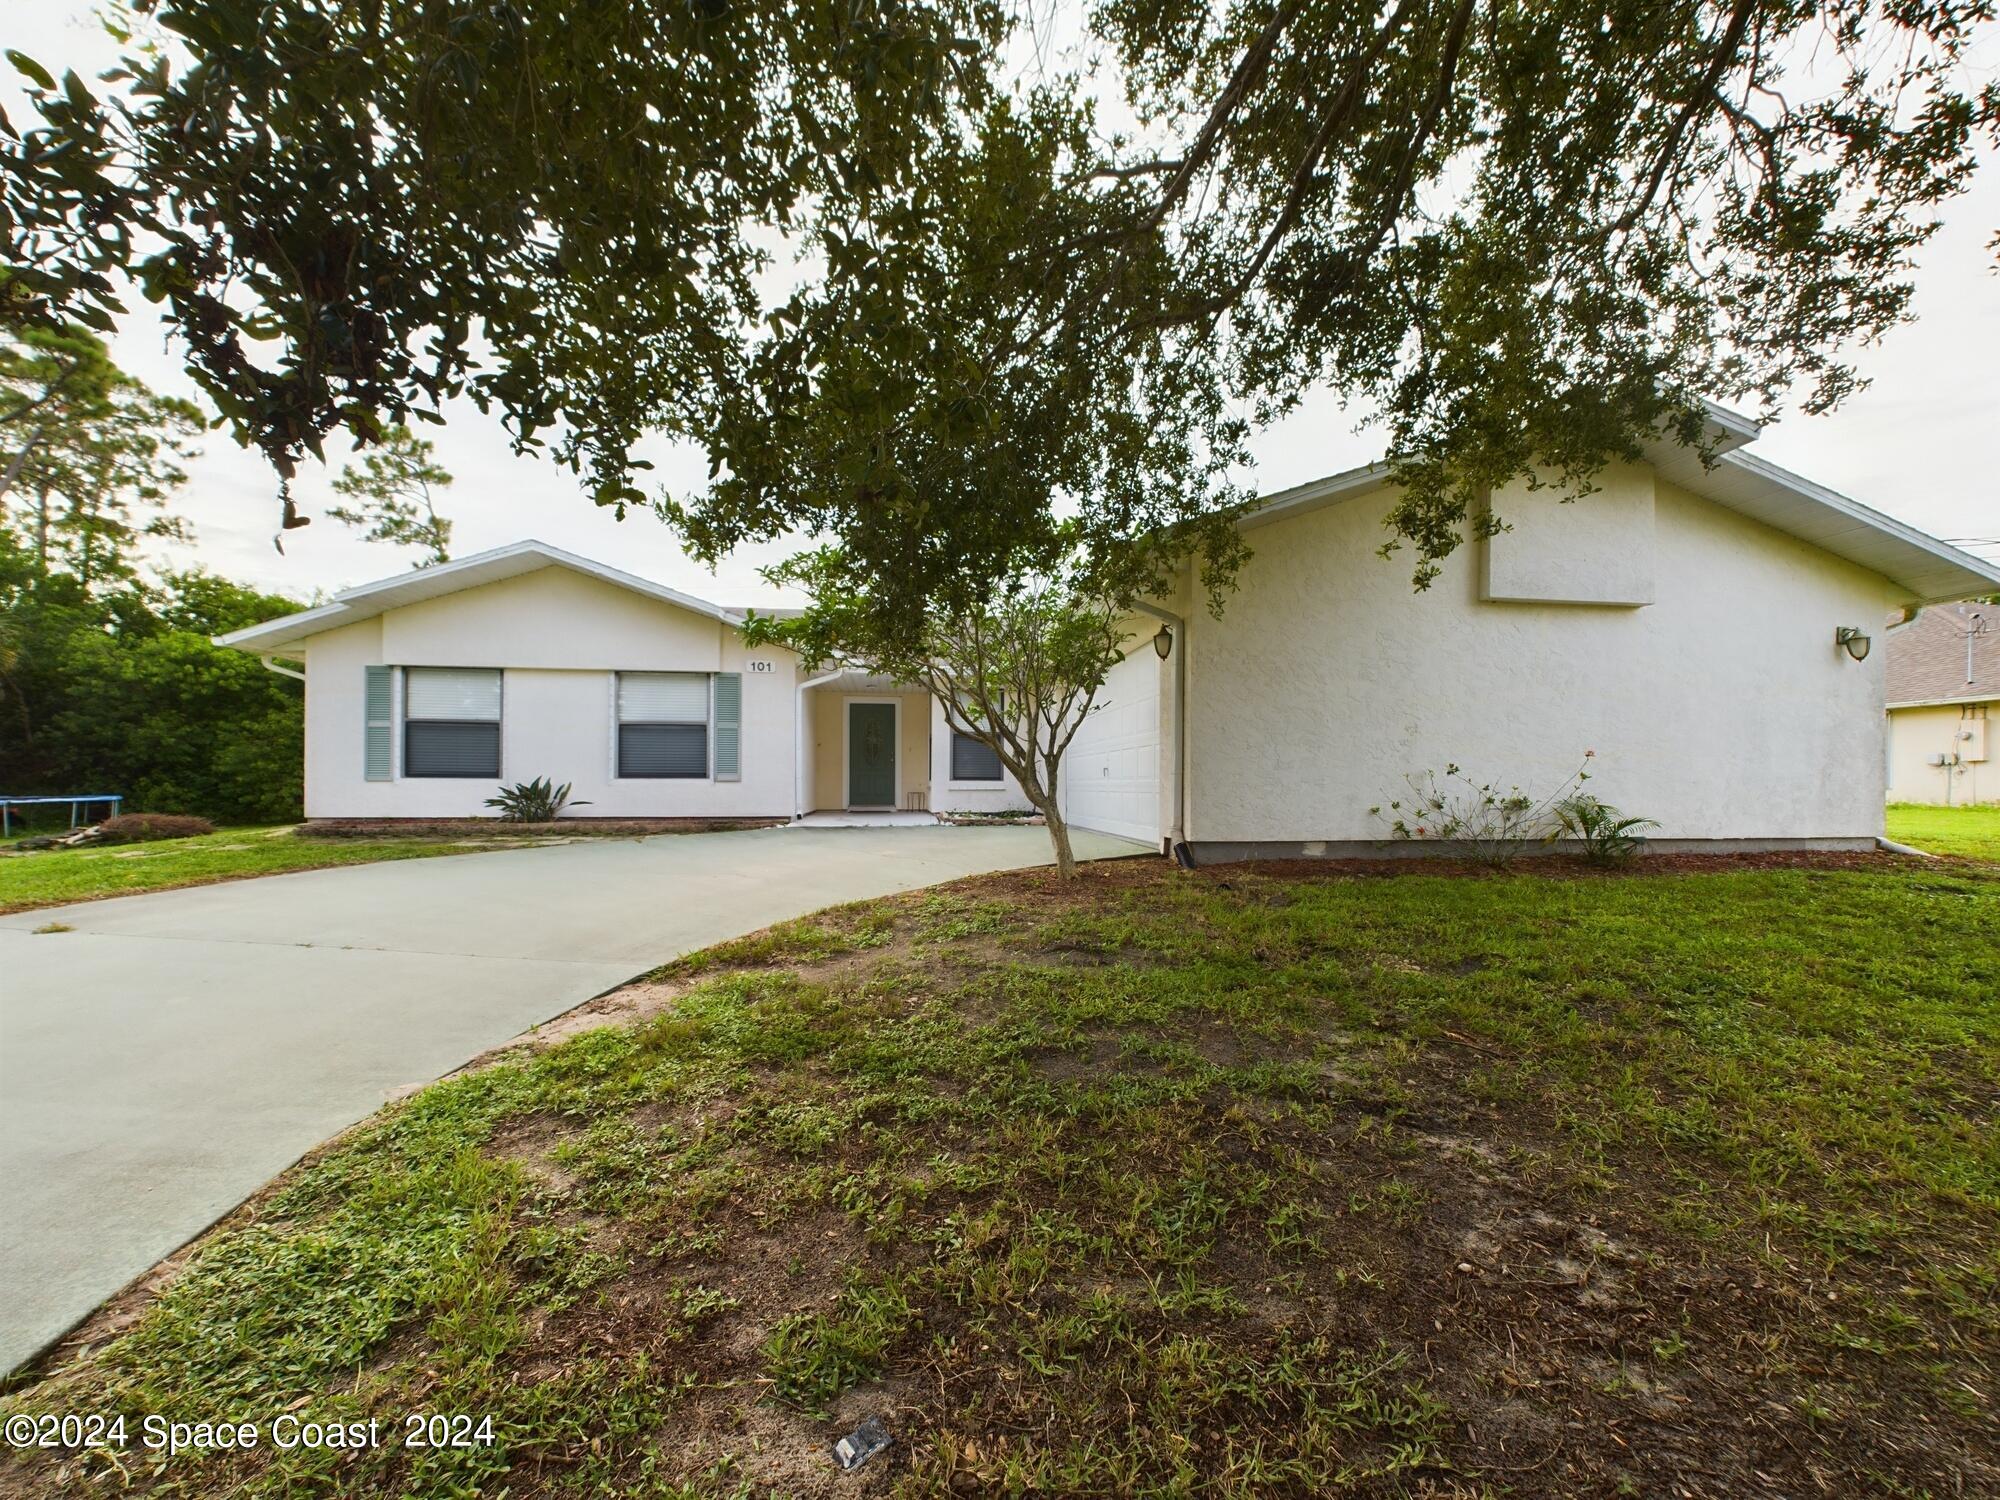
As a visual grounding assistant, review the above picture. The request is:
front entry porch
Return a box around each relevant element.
[799,672,936,816]
[795,670,1036,823]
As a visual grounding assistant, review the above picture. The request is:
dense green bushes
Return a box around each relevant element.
[0,543,304,825]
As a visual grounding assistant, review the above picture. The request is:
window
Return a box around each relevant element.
[950,695,1003,782]
[619,672,709,777]
[404,668,501,778]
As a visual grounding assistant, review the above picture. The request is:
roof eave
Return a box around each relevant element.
[214,603,358,653]
[1234,435,2000,606]
[1709,450,2000,605]
[212,540,743,654]
[1237,461,1393,532]
[1886,692,1998,710]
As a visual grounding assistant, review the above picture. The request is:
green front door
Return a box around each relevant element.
[848,702,897,808]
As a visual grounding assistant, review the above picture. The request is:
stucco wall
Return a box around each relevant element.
[929,697,1035,815]
[1182,475,1899,845]
[300,567,798,818]
[1482,460,1656,606]
[1887,702,1995,805]
[806,690,933,811]
[380,565,724,670]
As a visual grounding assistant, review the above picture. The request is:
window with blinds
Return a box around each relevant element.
[618,672,709,778]
[404,668,502,778]
[950,693,1004,781]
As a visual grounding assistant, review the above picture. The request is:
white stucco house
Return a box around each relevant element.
[219,410,2000,857]
[217,551,1038,826]
[1883,601,1995,805]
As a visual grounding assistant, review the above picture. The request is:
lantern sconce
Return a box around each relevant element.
[1835,626,1871,662]
[1152,624,1175,661]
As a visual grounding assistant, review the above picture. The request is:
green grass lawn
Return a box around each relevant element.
[1887,801,2000,861]
[4,856,1994,1497]
[0,826,517,913]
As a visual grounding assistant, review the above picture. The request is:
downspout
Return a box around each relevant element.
[1877,836,1936,859]
[795,669,842,819]
[259,655,305,682]
[1131,600,1191,864]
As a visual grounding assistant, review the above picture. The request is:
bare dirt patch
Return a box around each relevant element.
[6,856,1992,1499]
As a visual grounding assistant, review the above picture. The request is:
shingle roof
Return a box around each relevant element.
[1885,602,1999,706]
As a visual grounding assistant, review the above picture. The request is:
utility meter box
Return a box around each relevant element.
[1961,715,1989,763]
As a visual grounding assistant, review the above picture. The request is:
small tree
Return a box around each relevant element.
[720,98,1244,880]
[752,549,1136,879]
[328,427,453,566]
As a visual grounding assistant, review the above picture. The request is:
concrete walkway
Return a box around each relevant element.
[0,824,1141,1373]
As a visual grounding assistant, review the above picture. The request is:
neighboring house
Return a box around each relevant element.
[220,408,2000,852]
[1883,601,1996,805]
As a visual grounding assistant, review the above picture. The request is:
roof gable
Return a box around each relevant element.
[215,540,741,654]
[1241,417,2000,606]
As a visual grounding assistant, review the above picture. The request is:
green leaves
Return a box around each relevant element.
[5,51,57,91]
[0,326,202,592]
[326,425,453,566]
[1085,0,1997,578]
[0,578,308,824]
[692,88,1252,646]
[5,0,1993,606]
[483,777,590,822]
[3,0,1000,486]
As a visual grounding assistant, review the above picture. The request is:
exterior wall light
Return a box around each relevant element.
[1153,625,1174,660]
[1835,626,1872,662]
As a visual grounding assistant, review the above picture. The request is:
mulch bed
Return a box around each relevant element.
[1208,847,1925,880]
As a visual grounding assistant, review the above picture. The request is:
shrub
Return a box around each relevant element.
[483,777,590,822]
[33,612,303,824]
[1370,755,1594,865]
[94,813,216,843]
[1553,794,1658,865]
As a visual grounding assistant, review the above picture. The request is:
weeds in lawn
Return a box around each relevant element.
[4,857,1994,1498]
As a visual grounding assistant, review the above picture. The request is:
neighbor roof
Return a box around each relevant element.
[214,540,747,655]
[1242,410,2000,606]
[1885,601,1998,708]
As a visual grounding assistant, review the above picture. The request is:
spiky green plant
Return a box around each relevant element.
[483,777,589,822]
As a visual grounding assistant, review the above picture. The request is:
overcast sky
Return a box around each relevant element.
[10,5,1998,608]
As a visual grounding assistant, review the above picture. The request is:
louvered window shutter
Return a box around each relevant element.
[364,666,393,781]
[712,673,742,781]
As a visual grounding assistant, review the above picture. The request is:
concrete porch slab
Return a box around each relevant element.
[787,811,941,828]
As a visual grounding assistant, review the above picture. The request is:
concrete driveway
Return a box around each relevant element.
[0,823,1140,1373]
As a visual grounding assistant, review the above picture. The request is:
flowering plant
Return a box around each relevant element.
[1369,753,1600,866]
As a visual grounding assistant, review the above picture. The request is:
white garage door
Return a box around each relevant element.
[1063,646,1161,844]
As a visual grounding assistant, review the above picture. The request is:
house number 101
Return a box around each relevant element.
[744,661,776,673]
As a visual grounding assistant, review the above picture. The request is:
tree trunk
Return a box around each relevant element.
[0,420,54,502]
[33,485,50,583]
[1038,794,1078,880]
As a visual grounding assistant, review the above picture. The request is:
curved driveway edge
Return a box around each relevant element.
[0,824,1143,1374]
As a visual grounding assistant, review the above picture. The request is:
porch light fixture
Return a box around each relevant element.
[1152,624,1174,660]
[1835,626,1872,662]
